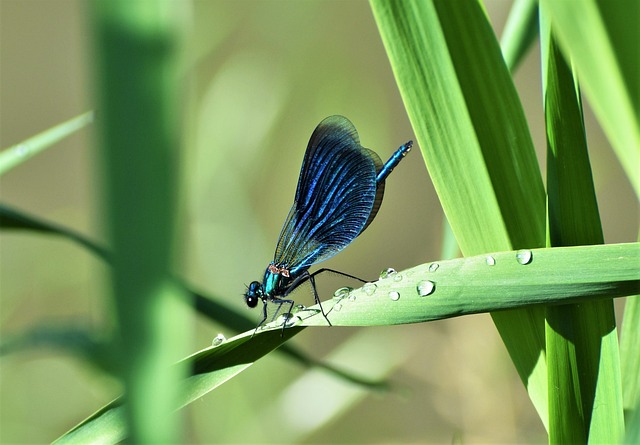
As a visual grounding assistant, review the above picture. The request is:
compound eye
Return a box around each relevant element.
[245,295,259,308]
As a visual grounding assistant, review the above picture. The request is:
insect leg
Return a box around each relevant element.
[286,268,367,293]
[270,297,295,336]
[252,299,270,337]
[308,272,332,327]
[307,267,367,284]
[285,268,368,326]
[281,271,331,326]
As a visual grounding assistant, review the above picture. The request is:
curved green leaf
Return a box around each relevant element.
[300,243,638,326]
[55,242,639,444]
[54,328,302,445]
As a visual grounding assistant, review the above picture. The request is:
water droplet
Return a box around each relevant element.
[295,304,306,311]
[212,333,226,346]
[16,144,29,157]
[428,263,439,272]
[333,287,352,299]
[285,314,302,327]
[362,282,377,296]
[486,256,496,266]
[416,280,436,297]
[388,291,400,301]
[516,249,533,265]
[333,303,342,312]
[348,294,357,302]
[380,267,397,279]
[393,273,403,282]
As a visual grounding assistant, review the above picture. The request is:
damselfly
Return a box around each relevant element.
[244,115,412,332]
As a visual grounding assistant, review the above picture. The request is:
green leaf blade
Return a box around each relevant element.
[540,0,640,199]
[301,244,640,326]
[371,0,548,425]
[621,295,640,441]
[55,242,640,444]
[500,0,539,72]
[541,12,624,443]
[92,1,188,442]
[0,111,93,176]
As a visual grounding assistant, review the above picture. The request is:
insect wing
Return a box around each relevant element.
[273,116,381,275]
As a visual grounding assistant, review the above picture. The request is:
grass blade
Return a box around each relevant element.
[541,12,624,442]
[300,243,639,326]
[540,0,640,198]
[370,0,548,424]
[55,328,303,445]
[500,0,539,72]
[0,204,386,391]
[0,203,110,260]
[54,242,639,444]
[621,294,640,438]
[92,1,187,442]
[0,111,93,176]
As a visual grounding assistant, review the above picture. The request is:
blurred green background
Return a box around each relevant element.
[0,1,636,443]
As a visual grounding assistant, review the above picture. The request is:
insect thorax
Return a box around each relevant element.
[263,263,293,297]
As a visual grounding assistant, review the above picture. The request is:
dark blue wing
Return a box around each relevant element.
[273,116,382,275]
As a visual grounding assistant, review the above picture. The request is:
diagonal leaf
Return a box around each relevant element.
[0,203,110,260]
[0,111,93,176]
[500,0,539,72]
[300,244,639,326]
[0,203,384,390]
[55,242,640,444]
[371,0,549,424]
[54,328,303,445]
[540,0,640,198]
[0,324,111,372]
